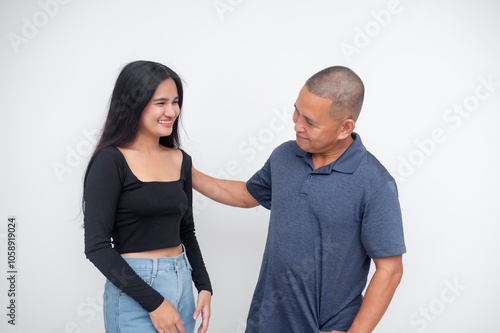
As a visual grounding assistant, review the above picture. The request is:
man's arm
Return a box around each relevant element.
[347,255,403,333]
[192,166,259,208]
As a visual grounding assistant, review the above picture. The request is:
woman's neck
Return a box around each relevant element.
[124,132,163,152]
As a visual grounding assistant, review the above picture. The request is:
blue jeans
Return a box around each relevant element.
[103,251,196,333]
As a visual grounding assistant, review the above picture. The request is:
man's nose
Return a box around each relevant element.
[294,118,304,132]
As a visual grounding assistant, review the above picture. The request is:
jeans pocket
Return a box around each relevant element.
[139,274,153,286]
[184,257,193,272]
[120,274,152,296]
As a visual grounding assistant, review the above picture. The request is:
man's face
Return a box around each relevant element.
[293,85,347,155]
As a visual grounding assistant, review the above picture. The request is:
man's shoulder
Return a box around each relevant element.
[271,140,300,157]
[358,150,395,185]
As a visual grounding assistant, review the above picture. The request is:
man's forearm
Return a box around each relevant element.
[347,255,403,333]
[192,167,259,208]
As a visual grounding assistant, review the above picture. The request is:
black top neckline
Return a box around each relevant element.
[111,145,184,184]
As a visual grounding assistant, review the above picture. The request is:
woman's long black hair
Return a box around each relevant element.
[82,60,184,212]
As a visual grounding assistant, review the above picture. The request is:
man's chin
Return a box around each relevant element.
[295,139,310,152]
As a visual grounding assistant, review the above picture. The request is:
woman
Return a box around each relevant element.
[83,60,212,333]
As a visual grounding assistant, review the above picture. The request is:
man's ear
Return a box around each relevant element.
[339,119,355,140]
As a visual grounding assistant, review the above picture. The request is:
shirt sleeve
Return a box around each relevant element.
[246,157,272,209]
[83,148,165,312]
[361,180,406,258]
[179,151,212,294]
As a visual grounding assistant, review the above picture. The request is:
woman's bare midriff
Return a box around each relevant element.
[121,245,183,258]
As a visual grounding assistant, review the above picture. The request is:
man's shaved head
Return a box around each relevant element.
[305,66,364,121]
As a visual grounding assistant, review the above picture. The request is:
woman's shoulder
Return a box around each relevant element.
[168,148,192,181]
[164,147,191,166]
[89,146,126,171]
[85,146,126,184]
[178,148,191,159]
[94,145,123,161]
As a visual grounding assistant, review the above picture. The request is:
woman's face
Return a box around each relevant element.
[137,78,180,139]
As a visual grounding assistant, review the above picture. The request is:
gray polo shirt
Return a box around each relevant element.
[245,133,406,332]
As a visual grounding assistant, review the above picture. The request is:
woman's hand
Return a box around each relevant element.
[193,290,212,333]
[149,299,186,333]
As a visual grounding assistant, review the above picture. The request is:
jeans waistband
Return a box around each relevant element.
[122,245,189,273]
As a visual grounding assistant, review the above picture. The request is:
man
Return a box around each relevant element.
[193,66,406,332]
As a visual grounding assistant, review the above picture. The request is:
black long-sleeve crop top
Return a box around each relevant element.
[84,146,211,312]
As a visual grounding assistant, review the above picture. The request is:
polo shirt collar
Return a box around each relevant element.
[294,132,366,174]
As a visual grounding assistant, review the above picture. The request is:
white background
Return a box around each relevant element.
[1,0,499,332]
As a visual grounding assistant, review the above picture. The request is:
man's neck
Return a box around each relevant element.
[311,135,354,169]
